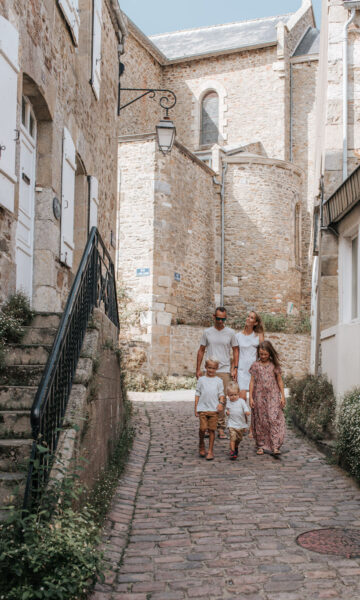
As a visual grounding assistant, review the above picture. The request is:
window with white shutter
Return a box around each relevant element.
[60,128,76,268]
[58,0,80,46]
[88,175,98,231]
[91,0,102,99]
[0,16,19,213]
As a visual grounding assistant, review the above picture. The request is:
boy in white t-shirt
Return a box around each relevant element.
[226,381,251,460]
[195,358,225,461]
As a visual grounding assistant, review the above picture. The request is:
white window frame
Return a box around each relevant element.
[91,0,102,100]
[340,223,360,324]
[0,16,19,213]
[58,0,80,46]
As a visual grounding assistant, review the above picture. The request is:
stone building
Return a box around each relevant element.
[0,0,126,309]
[117,0,319,376]
[311,0,360,399]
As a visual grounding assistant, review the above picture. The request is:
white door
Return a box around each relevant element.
[15,97,36,302]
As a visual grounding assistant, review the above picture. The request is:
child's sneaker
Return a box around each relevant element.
[230,450,237,460]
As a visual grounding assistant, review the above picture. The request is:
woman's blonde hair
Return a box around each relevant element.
[250,310,264,334]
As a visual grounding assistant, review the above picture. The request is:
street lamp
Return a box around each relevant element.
[118,64,177,154]
[156,113,176,154]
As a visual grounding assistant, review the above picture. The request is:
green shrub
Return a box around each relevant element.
[0,457,104,600]
[1,292,34,325]
[287,374,336,440]
[125,373,196,392]
[337,388,360,481]
[228,311,311,334]
[0,311,25,344]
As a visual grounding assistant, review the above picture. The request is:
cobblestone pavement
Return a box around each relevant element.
[92,394,360,600]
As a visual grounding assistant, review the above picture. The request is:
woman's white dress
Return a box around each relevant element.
[236,331,260,391]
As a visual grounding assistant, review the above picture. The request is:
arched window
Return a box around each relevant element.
[200,92,219,147]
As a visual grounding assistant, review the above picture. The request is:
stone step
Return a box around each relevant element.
[31,313,61,329]
[0,471,26,507]
[0,386,37,410]
[5,344,51,367]
[0,365,44,387]
[22,326,58,345]
[0,439,32,472]
[0,411,31,438]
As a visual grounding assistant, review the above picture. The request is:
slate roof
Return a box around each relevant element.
[293,27,320,57]
[149,13,294,61]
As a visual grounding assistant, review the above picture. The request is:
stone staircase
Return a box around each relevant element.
[0,313,60,519]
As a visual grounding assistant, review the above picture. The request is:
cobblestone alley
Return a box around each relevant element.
[92,393,360,600]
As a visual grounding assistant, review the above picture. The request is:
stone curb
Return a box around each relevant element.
[90,404,150,599]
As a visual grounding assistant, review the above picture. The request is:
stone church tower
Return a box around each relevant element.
[117,0,319,376]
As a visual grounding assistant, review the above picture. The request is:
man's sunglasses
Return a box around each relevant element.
[215,317,226,322]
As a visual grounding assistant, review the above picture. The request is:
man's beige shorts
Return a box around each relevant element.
[229,427,243,444]
[199,411,218,432]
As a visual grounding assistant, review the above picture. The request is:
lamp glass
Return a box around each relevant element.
[156,117,176,154]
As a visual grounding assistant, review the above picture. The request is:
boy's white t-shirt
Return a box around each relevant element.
[226,398,250,429]
[195,375,224,412]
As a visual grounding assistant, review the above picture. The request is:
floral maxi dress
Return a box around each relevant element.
[249,361,285,452]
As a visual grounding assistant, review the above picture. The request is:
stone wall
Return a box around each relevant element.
[0,0,121,310]
[58,308,124,491]
[292,58,319,310]
[117,135,218,374]
[169,324,310,379]
[162,45,287,160]
[119,29,163,136]
[222,155,304,315]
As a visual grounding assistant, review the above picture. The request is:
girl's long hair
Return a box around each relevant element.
[250,310,264,334]
[257,340,280,368]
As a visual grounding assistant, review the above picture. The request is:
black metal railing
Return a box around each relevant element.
[23,227,119,510]
[323,165,360,227]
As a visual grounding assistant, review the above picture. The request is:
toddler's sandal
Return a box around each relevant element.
[256,448,264,455]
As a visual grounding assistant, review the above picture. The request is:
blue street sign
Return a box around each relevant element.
[174,272,181,282]
[136,268,150,277]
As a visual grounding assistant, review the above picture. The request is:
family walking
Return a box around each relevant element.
[195,307,286,460]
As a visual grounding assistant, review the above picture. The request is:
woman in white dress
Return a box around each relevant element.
[234,311,264,432]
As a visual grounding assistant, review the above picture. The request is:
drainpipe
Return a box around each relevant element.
[343,9,356,180]
[289,62,293,162]
[220,162,227,306]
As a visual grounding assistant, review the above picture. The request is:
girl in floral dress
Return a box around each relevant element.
[249,340,286,455]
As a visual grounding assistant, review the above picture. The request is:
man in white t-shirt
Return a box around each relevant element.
[196,307,239,439]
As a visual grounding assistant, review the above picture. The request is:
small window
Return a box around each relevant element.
[200,92,219,147]
[352,235,358,319]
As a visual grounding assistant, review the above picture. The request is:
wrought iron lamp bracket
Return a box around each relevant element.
[118,87,176,116]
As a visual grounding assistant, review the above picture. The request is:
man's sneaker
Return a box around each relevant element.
[234,447,239,457]
[230,450,237,461]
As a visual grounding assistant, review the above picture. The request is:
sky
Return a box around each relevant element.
[119,0,322,36]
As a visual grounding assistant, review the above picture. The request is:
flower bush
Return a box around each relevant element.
[336,388,360,482]
[0,292,34,369]
[287,374,336,440]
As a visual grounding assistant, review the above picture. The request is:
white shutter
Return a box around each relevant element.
[0,16,19,212]
[58,0,80,45]
[88,176,98,231]
[60,128,76,268]
[91,0,102,99]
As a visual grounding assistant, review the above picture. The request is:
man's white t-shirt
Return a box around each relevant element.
[199,326,238,373]
[195,375,224,412]
[226,398,250,429]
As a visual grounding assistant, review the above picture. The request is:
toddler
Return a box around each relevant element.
[226,381,250,460]
[195,358,225,460]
